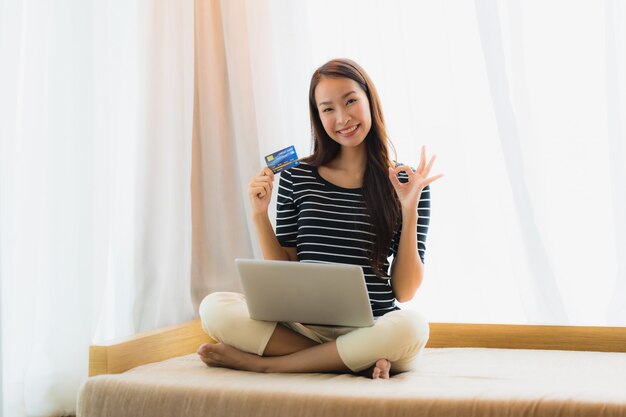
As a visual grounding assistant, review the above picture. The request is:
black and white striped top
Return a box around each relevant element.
[275,163,430,317]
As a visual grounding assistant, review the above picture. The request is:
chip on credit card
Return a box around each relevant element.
[264,145,300,174]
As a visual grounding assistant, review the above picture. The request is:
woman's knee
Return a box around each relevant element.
[385,309,430,349]
[336,309,429,372]
[198,291,278,354]
[198,292,247,340]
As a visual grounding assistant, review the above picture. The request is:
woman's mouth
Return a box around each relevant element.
[337,124,359,137]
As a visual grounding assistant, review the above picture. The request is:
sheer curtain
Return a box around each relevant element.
[190,0,260,309]
[213,0,626,326]
[0,0,194,415]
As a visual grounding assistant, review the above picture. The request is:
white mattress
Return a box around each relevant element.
[77,347,626,417]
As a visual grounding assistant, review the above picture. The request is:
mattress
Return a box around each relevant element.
[77,347,626,417]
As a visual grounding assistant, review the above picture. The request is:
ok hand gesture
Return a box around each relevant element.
[388,146,444,212]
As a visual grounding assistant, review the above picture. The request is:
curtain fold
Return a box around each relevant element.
[605,0,626,325]
[0,0,194,415]
[191,0,311,308]
[191,0,256,310]
[474,0,568,324]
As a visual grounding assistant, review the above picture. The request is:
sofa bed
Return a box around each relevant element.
[77,319,626,417]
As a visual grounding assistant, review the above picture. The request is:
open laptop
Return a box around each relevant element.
[235,258,375,327]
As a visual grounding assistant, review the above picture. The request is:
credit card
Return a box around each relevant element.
[264,145,300,174]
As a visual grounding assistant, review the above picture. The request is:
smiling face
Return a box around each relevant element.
[314,76,372,150]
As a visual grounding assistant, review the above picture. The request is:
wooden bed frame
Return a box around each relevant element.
[88,320,626,377]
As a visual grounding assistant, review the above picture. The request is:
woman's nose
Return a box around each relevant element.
[336,110,351,126]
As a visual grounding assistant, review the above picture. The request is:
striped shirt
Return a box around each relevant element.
[275,163,431,317]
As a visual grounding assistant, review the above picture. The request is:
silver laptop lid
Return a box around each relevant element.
[235,259,374,327]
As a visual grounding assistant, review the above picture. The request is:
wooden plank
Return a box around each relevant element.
[427,322,626,352]
[88,345,109,377]
[89,319,215,376]
[89,320,626,376]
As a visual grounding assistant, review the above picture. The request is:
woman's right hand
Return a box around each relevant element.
[248,167,275,215]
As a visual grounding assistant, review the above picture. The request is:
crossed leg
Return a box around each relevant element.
[197,321,391,379]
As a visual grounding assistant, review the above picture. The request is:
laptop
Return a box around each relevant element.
[235,258,375,327]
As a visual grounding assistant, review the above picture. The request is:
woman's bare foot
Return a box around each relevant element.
[197,343,391,379]
[371,359,391,379]
[357,358,391,379]
[197,343,265,372]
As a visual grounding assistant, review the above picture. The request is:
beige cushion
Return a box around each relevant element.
[77,347,626,417]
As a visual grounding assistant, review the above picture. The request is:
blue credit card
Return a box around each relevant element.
[264,145,300,173]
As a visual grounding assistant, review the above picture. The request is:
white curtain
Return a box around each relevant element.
[0,0,194,415]
[190,0,261,309]
[217,0,626,326]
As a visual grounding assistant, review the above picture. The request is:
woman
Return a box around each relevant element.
[198,58,443,379]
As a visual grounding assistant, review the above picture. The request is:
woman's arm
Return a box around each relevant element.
[253,213,298,261]
[389,208,423,302]
[248,166,297,262]
[388,146,443,302]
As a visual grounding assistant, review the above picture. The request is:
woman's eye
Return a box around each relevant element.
[322,108,333,113]
[347,98,357,105]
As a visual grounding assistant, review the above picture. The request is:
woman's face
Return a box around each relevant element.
[314,76,372,149]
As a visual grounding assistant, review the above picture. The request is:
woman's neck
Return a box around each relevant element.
[318,144,367,189]
[329,144,367,176]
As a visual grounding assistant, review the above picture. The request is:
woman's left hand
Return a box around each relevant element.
[388,145,444,212]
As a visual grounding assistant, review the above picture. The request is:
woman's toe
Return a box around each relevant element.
[376,359,391,379]
[197,343,210,356]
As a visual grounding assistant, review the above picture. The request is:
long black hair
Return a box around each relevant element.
[302,58,400,278]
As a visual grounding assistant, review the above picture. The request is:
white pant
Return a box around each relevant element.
[199,292,430,373]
